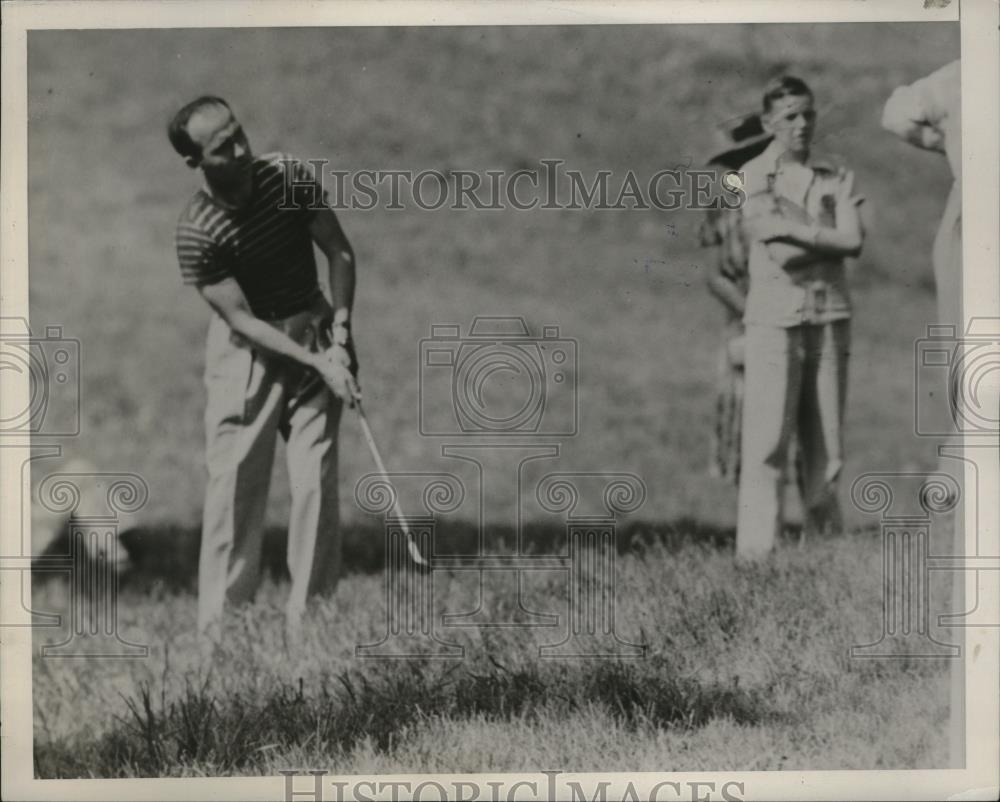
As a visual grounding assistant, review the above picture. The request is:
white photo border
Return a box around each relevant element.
[2,1,996,800]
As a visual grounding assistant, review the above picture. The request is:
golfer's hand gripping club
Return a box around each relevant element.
[302,342,426,567]
[312,345,360,407]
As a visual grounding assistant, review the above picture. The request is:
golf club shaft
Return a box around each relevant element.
[355,401,428,565]
[293,371,428,565]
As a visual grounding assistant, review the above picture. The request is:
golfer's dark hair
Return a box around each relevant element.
[167,96,231,160]
[761,75,813,114]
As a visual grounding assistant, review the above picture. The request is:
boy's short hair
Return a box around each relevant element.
[167,96,231,160]
[761,76,813,114]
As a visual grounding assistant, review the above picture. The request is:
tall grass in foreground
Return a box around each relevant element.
[32,532,954,776]
[36,659,770,777]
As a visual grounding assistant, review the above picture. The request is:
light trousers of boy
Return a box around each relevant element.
[197,305,343,638]
[736,320,850,558]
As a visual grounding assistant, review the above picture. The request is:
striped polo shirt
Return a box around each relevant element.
[175,152,327,320]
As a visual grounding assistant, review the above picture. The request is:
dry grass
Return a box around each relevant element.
[32,532,955,775]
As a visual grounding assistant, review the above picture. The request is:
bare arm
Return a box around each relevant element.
[706,255,746,317]
[309,208,355,323]
[199,278,358,402]
[701,210,747,316]
[198,278,323,368]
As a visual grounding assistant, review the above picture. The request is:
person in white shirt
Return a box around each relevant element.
[735,76,866,559]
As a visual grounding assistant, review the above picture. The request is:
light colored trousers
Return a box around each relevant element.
[736,320,850,558]
[197,304,343,636]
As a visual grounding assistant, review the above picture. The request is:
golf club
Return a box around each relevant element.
[353,398,429,567]
[289,372,429,567]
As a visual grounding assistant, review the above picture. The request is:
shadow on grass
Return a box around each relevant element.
[98,517,736,592]
[34,657,773,777]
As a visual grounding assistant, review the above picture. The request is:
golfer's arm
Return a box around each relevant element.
[198,278,320,368]
[310,208,355,320]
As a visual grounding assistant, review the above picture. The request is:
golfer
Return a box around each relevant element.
[169,96,359,639]
[735,76,866,558]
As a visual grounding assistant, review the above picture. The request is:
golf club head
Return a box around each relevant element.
[406,536,429,567]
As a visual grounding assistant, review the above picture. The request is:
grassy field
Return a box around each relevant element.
[33,537,954,776]
[25,22,961,776]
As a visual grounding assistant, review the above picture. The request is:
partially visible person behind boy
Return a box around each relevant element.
[699,112,772,484]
